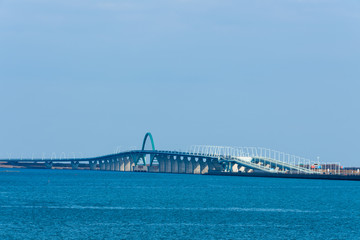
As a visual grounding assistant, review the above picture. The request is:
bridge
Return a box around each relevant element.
[0,133,339,175]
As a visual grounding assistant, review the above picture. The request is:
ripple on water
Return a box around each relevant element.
[0,169,360,240]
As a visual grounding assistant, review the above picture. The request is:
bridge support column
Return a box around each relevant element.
[115,159,120,171]
[148,157,160,172]
[99,160,106,171]
[45,161,53,169]
[71,161,79,170]
[185,159,193,174]
[124,158,130,171]
[119,158,124,171]
[158,158,165,173]
[171,158,179,173]
[193,159,200,174]
[178,159,186,173]
[231,163,239,173]
[130,159,135,171]
[105,160,111,171]
[208,161,218,172]
[239,166,246,172]
[224,162,230,172]
[110,160,115,171]
[89,160,97,170]
[210,161,223,172]
[165,157,172,173]
[200,160,209,174]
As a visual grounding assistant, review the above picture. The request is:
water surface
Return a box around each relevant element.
[0,169,359,239]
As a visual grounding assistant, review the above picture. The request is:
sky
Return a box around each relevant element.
[0,0,359,165]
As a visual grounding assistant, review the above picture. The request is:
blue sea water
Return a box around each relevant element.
[0,169,360,240]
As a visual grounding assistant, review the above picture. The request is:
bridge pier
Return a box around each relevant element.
[115,159,120,171]
[45,161,53,169]
[178,158,186,173]
[71,161,79,170]
[124,158,131,171]
[224,162,230,172]
[119,158,124,171]
[99,160,106,171]
[171,157,179,173]
[200,160,209,174]
[148,158,160,172]
[148,156,159,172]
[231,163,239,173]
[193,159,200,174]
[110,160,115,171]
[130,159,135,171]
[185,158,193,174]
[126,156,135,172]
[165,157,172,173]
[158,158,165,173]
[210,160,223,172]
[105,160,111,171]
[207,161,215,171]
[89,160,97,170]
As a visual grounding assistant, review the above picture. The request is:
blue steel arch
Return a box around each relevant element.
[139,132,156,166]
[142,132,155,151]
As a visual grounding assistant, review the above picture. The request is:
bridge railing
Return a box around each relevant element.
[188,145,340,174]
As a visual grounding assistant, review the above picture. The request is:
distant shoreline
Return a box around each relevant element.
[0,163,89,170]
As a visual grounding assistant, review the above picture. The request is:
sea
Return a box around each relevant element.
[0,169,359,240]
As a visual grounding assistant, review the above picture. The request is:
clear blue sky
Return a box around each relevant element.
[0,0,359,165]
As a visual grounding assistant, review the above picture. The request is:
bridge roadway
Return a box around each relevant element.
[0,133,321,175]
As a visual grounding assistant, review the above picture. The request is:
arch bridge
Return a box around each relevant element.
[0,133,331,175]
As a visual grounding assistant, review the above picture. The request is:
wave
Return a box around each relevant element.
[0,205,319,213]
